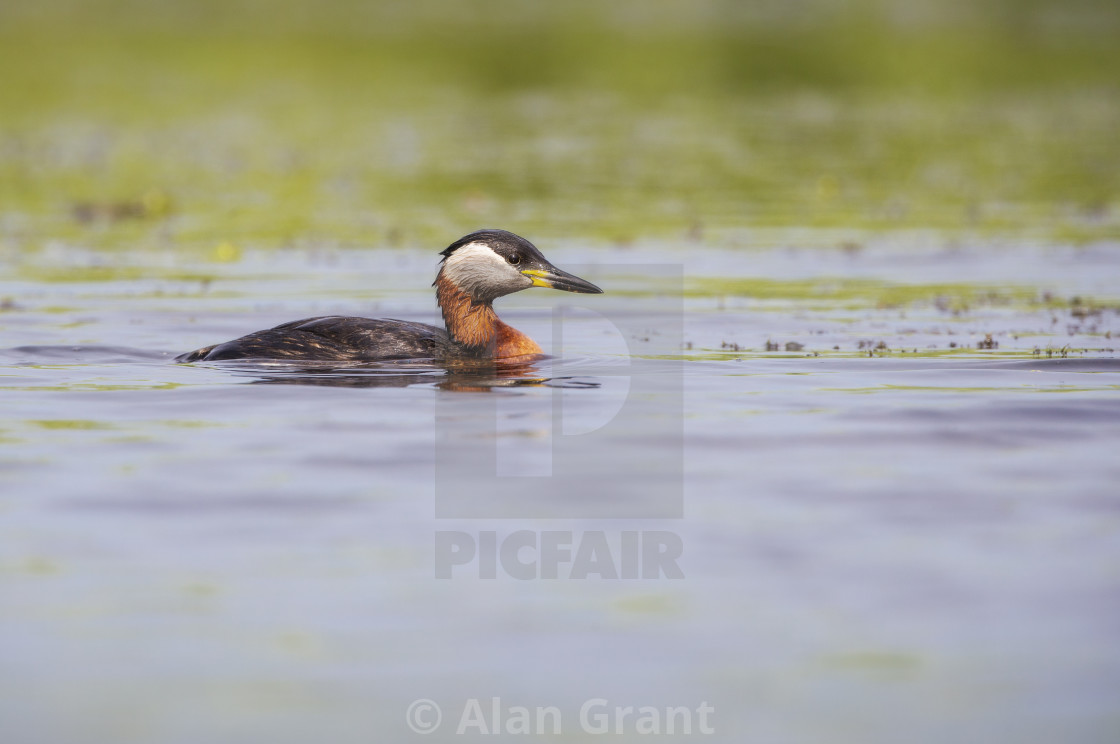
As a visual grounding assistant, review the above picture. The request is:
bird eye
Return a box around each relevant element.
[508,254,521,266]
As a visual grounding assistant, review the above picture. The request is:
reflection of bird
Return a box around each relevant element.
[176,229,602,363]
[242,368,602,392]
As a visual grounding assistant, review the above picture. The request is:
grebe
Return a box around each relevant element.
[175,229,602,363]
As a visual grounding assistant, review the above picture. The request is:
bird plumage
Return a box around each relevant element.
[175,229,601,364]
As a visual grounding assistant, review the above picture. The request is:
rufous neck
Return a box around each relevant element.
[435,272,499,351]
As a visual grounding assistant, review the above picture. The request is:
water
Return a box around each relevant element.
[2,238,1119,743]
[3,1,1120,739]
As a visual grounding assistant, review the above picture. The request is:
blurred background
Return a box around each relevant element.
[2,0,1118,252]
[3,3,1120,744]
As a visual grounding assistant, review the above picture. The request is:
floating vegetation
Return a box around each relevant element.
[688,277,1043,311]
[71,189,173,225]
[1,2,1118,248]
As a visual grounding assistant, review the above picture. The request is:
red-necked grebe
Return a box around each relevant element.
[175,229,602,363]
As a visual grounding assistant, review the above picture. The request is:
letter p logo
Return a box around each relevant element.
[434,263,683,519]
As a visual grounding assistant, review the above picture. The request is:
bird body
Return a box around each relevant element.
[176,230,600,363]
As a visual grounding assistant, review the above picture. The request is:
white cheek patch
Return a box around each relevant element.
[443,242,527,298]
[444,242,508,274]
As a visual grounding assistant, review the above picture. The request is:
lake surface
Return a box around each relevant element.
[2,236,1118,743]
[3,1,1120,740]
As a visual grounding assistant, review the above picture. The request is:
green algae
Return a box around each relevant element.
[686,277,1041,308]
[27,419,118,430]
[0,0,1118,257]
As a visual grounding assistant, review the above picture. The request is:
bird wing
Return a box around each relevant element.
[181,316,450,362]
